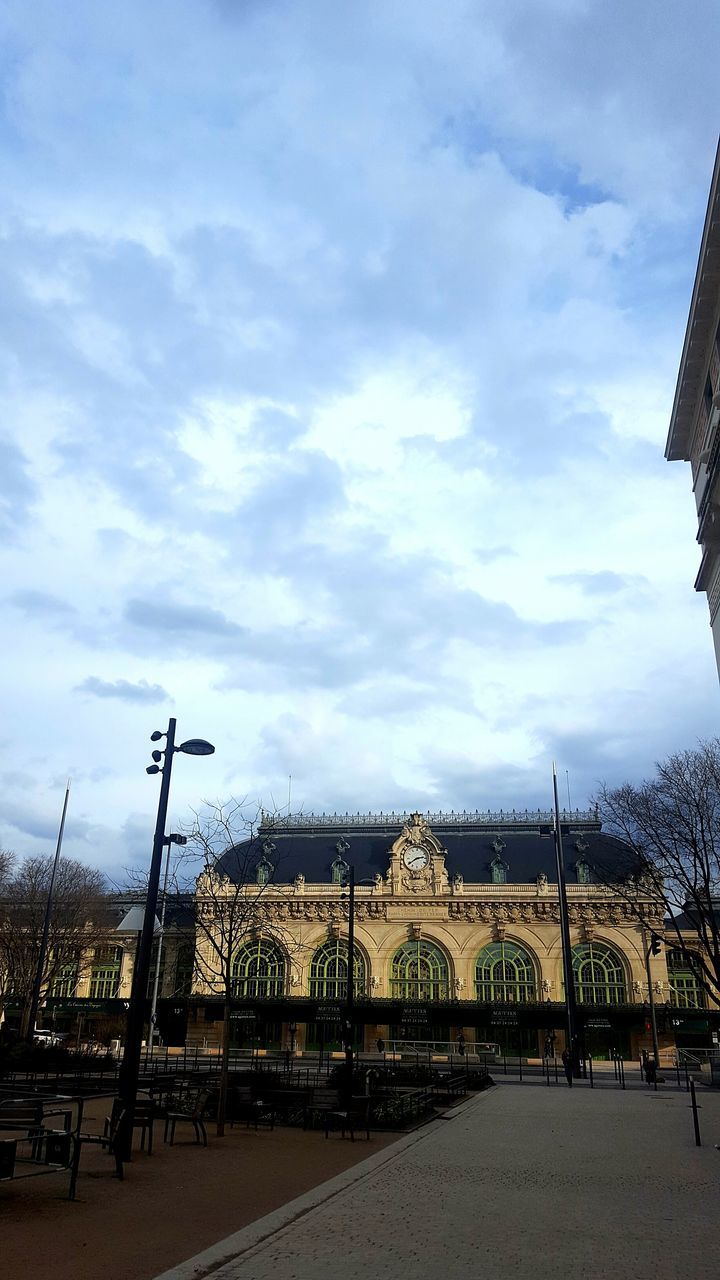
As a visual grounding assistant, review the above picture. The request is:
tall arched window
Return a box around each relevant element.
[475,941,536,1003]
[89,946,122,999]
[572,942,626,1005]
[50,955,79,998]
[174,942,195,996]
[668,948,706,1009]
[309,940,366,1001]
[231,939,285,998]
[390,940,449,1002]
[490,858,507,885]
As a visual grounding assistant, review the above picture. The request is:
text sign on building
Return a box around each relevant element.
[491,1011,518,1025]
[316,1006,341,1020]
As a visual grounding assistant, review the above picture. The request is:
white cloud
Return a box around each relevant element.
[1,0,719,876]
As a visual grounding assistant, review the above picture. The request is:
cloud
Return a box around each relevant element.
[75,676,170,703]
[548,570,647,596]
[0,1,719,877]
[9,589,76,617]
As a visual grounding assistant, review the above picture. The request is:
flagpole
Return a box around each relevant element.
[26,780,71,1040]
[552,763,579,1073]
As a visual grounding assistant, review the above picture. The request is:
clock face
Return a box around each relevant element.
[403,846,429,871]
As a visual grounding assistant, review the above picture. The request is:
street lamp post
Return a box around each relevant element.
[26,781,71,1042]
[148,833,187,1053]
[117,719,214,1160]
[552,763,580,1077]
[341,868,375,1108]
[642,927,662,1069]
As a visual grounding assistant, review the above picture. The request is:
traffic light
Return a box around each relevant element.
[650,935,662,956]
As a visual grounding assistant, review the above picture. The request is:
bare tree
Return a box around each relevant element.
[0,853,109,1036]
[174,799,298,1136]
[594,738,720,1007]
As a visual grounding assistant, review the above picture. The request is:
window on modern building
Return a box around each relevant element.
[490,857,507,884]
[89,945,122,1000]
[49,956,79,998]
[231,939,285,999]
[174,942,195,996]
[576,861,591,885]
[571,942,626,1005]
[475,941,536,1002]
[331,856,350,884]
[667,948,706,1009]
[390,940,449,1002]
[308,939,366,1000]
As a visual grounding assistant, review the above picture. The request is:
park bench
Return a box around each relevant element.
[228,1086,275,1130]
[431,1073,467,1103]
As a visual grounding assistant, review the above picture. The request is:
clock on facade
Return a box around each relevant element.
[403,846,430,870]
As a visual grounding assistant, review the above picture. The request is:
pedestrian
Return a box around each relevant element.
[645,1055,657,1086]
[376,1036,385,1055]
[561,1047,573,1086]
[543,1035,554,1061]
[640,1049,648,1081]
[457,1032,466,1056]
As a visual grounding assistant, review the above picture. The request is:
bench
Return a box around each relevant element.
[431,1073,467,1103]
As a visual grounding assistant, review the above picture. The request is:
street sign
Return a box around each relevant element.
[491,1012,518,1025]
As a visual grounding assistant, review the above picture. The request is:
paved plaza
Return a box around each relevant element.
[155,1081,720,1280]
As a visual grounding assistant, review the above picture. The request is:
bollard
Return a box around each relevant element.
[676,1058,681,1090]
[685,1063,690,1093]
[546,1057,551,1086]
[503,1053,507,1076]
[690,1080,701,1146]
[589,1054,594,1089]
[519,1055,523,1081]
[621,1057,626,1090]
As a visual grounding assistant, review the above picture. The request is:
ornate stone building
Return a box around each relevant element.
[666,140,720,674]
[182,809,712,1061]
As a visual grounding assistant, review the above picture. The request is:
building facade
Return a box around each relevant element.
[5,810,714,1059]
[666,140,720,673]
[183,810,713,1061]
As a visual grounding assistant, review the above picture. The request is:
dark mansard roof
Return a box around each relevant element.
[217,809,633,887]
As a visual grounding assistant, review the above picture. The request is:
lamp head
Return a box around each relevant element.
[146,764,160,775]
[178,738,215,757]
[150,730,164,742]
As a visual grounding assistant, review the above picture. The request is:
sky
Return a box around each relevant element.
[2,1,720,879]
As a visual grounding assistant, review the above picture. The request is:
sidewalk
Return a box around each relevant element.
[154,1082,720,1280]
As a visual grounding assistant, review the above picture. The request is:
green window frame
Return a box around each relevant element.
[576,861,591,885]
[231,939,285,999]
[667,948,706,1009]
[89,946,122,1000]
[490,858,507,884]
[173,942,195,996]
[390,940,449,1002]
[50,958,79,998]
[571,942,626,1005]
[475,941,536,1003]
[309,940,366,1001]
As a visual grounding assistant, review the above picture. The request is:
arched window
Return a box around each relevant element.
[475,941,536,1003]
[255,857,273,887]
[309,940,366,1001]
[668,948,706,1009]
[572,942,626,1005]
[390,940,449,1002]
[331,856,349,885]
[173,942,195,996]
[575,861,591,885]
[89,946,122,999]
[231,939,285,999]
[50,956,79,998]
[490,858,507,885]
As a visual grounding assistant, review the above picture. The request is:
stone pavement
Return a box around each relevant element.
[154,1081,720,1280]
